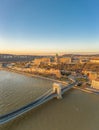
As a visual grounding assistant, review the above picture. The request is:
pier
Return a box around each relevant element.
[0,82,76,125]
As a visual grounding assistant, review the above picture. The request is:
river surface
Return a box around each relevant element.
[0,70,99,130]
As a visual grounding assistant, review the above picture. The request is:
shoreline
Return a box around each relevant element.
[74,86,99,95]
[74,87,93,94]
[0,68,68,85]
[0,67,98,95]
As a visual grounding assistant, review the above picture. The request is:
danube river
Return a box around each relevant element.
[0,70,99,130]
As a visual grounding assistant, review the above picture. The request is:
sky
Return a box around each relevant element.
[0,0,99,55]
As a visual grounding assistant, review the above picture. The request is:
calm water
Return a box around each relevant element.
[0,70,54,115]
[0,70,99,130]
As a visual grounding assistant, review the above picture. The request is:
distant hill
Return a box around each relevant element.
[62,54,99,57]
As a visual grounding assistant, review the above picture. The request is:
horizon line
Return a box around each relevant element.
[0,51,99,56]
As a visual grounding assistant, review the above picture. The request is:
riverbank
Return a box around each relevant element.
[1,68,99,95]
[0,68,68,85]
[74,87,93,93]
[74,86,99,95]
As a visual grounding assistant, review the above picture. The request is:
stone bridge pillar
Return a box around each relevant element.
[53,83,62,99]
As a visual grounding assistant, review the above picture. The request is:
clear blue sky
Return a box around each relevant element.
[0,0,99,54]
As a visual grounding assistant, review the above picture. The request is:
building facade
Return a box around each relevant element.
[33,58,51,65]
[91,79,99,90]
[83,71,99,81]
[59,57,71,64]
[90,59,99,63]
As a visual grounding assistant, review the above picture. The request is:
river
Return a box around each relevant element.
[0,70,99,130]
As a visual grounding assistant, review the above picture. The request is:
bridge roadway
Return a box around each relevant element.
[0,82,76,125]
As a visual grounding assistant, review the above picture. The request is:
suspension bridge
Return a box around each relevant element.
[0,81,76,125]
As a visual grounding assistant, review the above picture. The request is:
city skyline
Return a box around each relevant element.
[0,0,99,55]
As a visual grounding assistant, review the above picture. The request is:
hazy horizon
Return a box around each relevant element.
[0,51,99,56]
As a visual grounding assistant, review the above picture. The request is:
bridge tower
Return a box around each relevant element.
[53,83,62,99]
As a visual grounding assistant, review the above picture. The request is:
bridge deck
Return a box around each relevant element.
[0,82,76,125]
